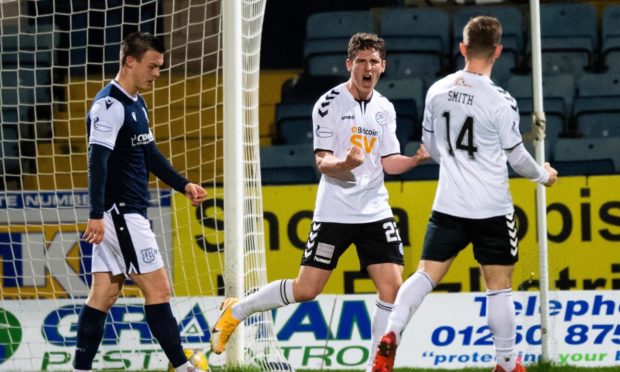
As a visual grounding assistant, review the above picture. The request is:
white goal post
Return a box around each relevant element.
[0,0,290,370]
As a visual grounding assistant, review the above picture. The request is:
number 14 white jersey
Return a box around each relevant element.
[422,70,522,219]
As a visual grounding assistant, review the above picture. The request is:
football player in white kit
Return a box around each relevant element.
[211,33,430,370]
[372,16,558,372]
[76,32,207,372]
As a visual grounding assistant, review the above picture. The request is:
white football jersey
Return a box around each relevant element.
[312,83,401,223]
[422,70,521,219]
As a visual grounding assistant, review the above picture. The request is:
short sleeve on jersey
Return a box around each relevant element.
[497,101,522,150]
[88,97,124,150]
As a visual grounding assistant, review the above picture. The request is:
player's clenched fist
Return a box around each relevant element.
[184,183,207,206]
[344,145,364,170]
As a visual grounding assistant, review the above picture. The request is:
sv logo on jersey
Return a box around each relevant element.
[350,134,377,154]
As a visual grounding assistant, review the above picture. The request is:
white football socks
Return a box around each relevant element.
[365,298,394,372]
[384,271,434,345]
[231,279,295,321]
[487,288,517,372]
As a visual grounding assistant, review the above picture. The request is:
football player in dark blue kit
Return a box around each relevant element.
[74,32,207,372]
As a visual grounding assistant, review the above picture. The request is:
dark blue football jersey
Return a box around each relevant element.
[86,80,154,214]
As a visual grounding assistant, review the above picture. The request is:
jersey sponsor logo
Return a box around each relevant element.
[93,117,112,132]
[351,127,378,136]
[350,126,379,154]
[131,111,137,122]
[315,125,334,138]
[131,133,150,146]
[341,114,355,120]
[375,111,388,126]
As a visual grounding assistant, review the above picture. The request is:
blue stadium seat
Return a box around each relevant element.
[552,138,619,175]
[391,101,417,147]
[304,11,374,77]
[573,73,620,138]
[375,78,424,143]
[379,8,449,79]
[260,144,319,185]
[507,74,575,109]
[534,3,597,77]
[275,102,315,145]
[453,6,523,86]
[603,5,620,72]
[375,78,424,118]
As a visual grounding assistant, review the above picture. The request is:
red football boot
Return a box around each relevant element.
[372,332,397,372]
[493,355,525,372]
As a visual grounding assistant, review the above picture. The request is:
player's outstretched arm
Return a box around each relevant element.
[382,144,430,175]
[506,144,558,186]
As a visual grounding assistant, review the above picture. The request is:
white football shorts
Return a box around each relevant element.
[91,205,164,276]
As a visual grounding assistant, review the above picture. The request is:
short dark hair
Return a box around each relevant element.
[120,32,165,65]
[347,32,386,61]
[463,16,502,59]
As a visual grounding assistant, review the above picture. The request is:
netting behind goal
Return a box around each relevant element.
[0,0,289,370]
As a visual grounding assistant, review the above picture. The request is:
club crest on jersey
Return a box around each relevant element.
[141,247,158,263]
[375,111,388,126]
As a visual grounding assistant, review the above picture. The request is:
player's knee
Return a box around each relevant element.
[87,292,120,312]
[292,284,321,302]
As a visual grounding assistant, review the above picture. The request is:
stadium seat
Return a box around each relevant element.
[602,5,620,72]
[533,3,597,77]
[453,6,523,86]
[375,78,424,143]
[572,73,620,138]
[507,74,573,158]
[552,138,620,175]
[379,8,449,79]
[275,102,315,145]
[260,144,319,185]
[507,74,575,109]
[304,11,374,77]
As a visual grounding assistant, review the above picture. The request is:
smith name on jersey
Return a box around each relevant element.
[311,83,401,224]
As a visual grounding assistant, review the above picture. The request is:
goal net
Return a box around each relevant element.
[0,0,290,370]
